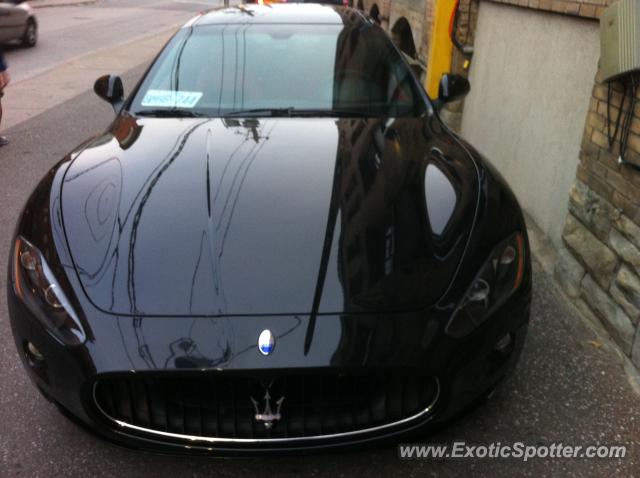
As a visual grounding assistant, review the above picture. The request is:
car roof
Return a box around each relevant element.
[186,4,370,26]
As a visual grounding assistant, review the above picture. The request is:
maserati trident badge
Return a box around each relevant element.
[251,388,285,429]
[258,329,275,356]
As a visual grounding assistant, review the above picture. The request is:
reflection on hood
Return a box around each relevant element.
[61,115,477,317]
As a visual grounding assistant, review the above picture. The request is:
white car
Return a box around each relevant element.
[0,0,37,47]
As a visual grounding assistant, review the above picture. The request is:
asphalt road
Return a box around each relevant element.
[1,6,640,478]
[6,0,221,83]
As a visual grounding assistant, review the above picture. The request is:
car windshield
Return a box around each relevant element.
[129,22,426,117]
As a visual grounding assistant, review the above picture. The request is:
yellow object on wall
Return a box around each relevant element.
[425,0,457,98]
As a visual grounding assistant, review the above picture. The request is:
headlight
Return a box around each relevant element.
[12,236,86,345]
[445,232,525,338]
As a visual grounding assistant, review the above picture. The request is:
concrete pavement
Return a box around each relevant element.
[3,28,177,129]
[0,3,639,476]
[2,0,234,129]
[31,0,98,8]
[4,1,209,85]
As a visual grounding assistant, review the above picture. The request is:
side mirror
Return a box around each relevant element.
[94,75,124,114]
[436,74,470,108]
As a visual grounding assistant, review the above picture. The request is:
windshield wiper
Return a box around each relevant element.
[223,108,369,118]
[134,109,204,118]
[223,107,296,118]
[285,109,372,118]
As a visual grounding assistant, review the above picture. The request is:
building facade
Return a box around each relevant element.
[359,0,640,370]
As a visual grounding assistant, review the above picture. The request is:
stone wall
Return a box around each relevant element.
[556,72,640,366]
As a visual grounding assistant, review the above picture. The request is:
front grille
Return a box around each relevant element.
[93,372,439,443]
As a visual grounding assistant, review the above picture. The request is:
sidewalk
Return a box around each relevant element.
[3,27,177,130]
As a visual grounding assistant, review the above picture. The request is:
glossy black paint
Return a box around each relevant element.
[7,5,532,454]
[436,74,471,109]
[93,74,124,113]
[59,115,478,318]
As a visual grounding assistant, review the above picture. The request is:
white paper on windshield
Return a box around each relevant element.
[141,90,203,109]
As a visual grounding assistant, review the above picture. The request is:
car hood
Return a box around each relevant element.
[60,114,479,317]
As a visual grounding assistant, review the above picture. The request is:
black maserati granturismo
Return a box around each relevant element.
[7,4,531,454]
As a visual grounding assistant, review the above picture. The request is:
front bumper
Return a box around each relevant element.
[8,281,530,455]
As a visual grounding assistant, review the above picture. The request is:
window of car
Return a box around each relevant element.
[129,22,426,117]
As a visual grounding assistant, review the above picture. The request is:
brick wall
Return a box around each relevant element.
[420,0,434,61]
[359,0,436,63]
[357,0,475,72]
[455,0,478,42]
[486,0,613,19]
[359,0,394,26]
[389,2,430,61]
[441,0,480,131]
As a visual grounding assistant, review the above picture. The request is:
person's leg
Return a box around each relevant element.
[0,94,8,146]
